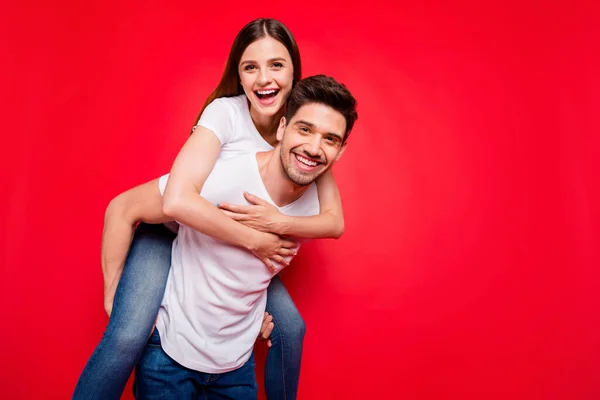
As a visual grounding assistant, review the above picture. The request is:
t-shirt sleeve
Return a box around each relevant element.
[158,173,169,196]
[157,173,180,232]
[196,98,235,145]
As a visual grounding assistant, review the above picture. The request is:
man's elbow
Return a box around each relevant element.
[105,193,134,227]
[331,219,345,239]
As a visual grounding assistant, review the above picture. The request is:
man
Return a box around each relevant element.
[133,75,357,398]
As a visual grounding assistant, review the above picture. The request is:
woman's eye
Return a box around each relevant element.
[244,65,256,71]
[272,62,283,68]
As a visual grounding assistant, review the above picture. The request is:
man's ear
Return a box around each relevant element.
[276,116,286,141]
[334,142,348,162]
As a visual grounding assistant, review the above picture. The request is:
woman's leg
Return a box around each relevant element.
[264,275,306,400]
[73,223,176,400]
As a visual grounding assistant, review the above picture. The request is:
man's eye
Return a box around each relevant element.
[299,127,309,132]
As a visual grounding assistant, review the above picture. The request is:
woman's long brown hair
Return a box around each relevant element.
[191,18,302,134]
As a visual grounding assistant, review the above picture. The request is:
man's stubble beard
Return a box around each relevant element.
[279,147,325,187]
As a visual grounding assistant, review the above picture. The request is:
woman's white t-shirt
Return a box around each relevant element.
[159,94,274,190]
[158,94,274,232]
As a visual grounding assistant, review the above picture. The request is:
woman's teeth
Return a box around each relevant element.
[255,89,279,99]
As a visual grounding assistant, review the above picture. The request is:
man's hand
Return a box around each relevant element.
[258,312,274,347]
[103,273,121,317]
[104,294,114,318]
[246,230,298,273]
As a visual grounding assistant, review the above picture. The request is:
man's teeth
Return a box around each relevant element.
[296,154,318,167]
[257,89,277,95]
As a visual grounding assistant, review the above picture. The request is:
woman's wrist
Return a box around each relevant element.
[274,215,292,236]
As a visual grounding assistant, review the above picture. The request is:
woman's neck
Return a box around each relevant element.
[249,104,285,147]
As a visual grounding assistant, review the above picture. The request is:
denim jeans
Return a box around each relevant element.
[73,223,305,400]
[134,328,258,399]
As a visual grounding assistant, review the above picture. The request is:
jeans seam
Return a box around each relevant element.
[269,309,288,400]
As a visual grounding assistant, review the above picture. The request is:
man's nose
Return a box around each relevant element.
[305,136,322,157]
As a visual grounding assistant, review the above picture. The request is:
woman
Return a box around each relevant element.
[74,18,345,400]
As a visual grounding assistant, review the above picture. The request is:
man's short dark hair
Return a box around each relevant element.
[285,75,358,143]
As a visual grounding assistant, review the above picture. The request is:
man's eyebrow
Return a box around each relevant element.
[293,120,315,128]
[294,120,344,140]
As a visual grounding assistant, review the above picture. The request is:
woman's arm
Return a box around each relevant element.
[161,126,297,269]
[279,169,344,238]
[102,179,171,316]
[219,168,345,239]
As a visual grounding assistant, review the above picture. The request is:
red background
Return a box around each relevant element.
[1,1,599,399]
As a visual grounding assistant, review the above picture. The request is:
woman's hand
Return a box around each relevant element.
[247,229,298,272]
[219,192,287,235]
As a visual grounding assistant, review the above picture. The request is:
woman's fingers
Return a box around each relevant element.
[218,202,253,213]
[220,209,247,220]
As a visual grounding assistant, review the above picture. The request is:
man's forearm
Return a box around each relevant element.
[101,198,136,308]
[99,179,172,315]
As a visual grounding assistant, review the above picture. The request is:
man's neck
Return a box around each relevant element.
[256,150,309,208]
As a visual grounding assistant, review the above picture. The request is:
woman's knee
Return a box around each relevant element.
[271,308,306,344]
[290,314,306,341]
[103,323,151,358]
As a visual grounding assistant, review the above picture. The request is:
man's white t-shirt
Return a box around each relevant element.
[157,152,319,373]
[155,95,320,373]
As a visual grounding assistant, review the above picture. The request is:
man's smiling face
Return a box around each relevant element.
[277,102,347,186]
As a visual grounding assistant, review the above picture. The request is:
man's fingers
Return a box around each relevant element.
[262,322,275,340]
[277,247,296,257]
[270,255,289,267]
[281,239,298,249]
[263,258,277,273]
[259,312,273,339]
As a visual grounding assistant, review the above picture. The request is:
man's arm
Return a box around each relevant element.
[102,178,171,316]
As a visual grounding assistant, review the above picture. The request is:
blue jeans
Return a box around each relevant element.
[73,223,305,400]
[134,328,258,399]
